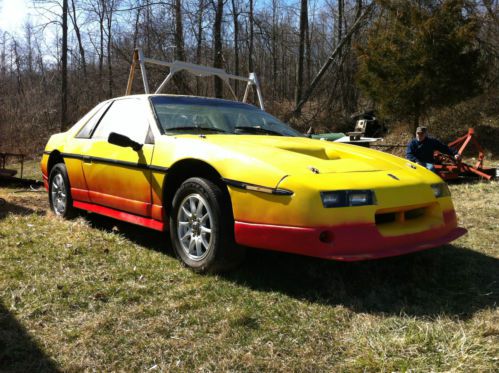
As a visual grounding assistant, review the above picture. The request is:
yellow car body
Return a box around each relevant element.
[41,94,466,269]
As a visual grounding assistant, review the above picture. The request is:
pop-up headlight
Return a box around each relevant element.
[320,190,376,208]
[431,183,451,198]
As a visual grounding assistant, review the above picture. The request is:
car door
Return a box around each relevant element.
[81,97,155,217]
[56,101,112,203]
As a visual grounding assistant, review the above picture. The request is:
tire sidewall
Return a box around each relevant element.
[48,163,74,218]
[170,177,229,272]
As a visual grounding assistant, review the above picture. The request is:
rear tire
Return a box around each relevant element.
[48,163,77,219]
[170,177,244,273]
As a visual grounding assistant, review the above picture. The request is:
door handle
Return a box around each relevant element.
[83,156,91,163]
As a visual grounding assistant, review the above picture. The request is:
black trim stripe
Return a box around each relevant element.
[46,151,289,194]
[222,178,293,196]
[89,155,151,170]
[148,165,170,172]
[45,151,169,173]
[61,153,85,160]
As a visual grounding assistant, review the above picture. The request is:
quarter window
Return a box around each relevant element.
[75,102,111,139]
[92,99,151,144]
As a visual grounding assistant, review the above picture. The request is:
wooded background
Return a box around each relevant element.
[0,0,497,155]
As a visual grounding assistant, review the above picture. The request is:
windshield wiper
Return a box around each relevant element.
[234,126,283,136]
[165,126,227,133]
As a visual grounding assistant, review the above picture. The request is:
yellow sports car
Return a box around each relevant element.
[41,94,466,272]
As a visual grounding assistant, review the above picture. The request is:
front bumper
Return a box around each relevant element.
[234,211,467,261]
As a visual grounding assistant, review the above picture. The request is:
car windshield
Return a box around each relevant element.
[150,96,302,137]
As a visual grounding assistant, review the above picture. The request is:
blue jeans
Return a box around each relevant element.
[424,163,437,173]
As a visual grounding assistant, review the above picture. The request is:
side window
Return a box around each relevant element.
[75,102,111,139]
[92,99,151,143]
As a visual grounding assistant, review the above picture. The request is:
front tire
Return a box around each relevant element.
[48,163,77,219]
[170,177,244,273]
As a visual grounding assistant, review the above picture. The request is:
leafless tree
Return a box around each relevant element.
[213,0,223,97]
[294,0,308,108]
[61,0,68,130]
[231,0,240,95]
[69,0,87,76]
[0,0,496,155]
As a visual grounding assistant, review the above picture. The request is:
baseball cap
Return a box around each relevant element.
[416,126,427,133]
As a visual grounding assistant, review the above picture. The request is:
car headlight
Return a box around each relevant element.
[320,190,376,208]
[431,183,451,198]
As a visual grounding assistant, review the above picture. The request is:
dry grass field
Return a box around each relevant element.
[0,160,498,372]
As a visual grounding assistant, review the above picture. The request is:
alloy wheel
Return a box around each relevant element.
[51,173,67,215]
[176,193,213,261]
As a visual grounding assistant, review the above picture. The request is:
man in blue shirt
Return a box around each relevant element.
[406,126,461,172]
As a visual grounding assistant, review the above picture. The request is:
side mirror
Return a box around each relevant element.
[108,132,143,151]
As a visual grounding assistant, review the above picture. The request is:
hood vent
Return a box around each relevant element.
[277,145,341,160]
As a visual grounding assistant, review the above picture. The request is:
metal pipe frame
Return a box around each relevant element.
[126,48,265,110]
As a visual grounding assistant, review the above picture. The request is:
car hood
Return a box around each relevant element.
[156,134,437,190]
[196,134,404,175]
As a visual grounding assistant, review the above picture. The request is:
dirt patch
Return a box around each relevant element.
[0,185,48,217]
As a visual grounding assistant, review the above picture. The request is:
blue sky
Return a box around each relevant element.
[2,0,307,36]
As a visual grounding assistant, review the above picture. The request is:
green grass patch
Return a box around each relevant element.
[0,180,498,371]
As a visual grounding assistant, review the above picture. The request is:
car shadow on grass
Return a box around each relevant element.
[0,302,60,372]
[80,213,498,320]
[0,199,46,221]
[83,213,172,254]
[224,246,499,319]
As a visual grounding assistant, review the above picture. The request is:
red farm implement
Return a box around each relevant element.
[434,128,496,181]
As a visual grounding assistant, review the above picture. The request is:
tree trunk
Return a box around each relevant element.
[25,23,33,74]
[99,2,104,91]
[338,0,344,42]
[174,0,190,93]
[132,7,141,48]
[61,0,68,131]
[213,0,224,98]
[196,0,204,95]
[337,0,345,114]
[248,0,256,102]
[305,7,311,89]
[145,0,151,55]
[35,39,47,94]
[70,0,87,77]
[231,0,240,95]
[1,32,6,77]
[106,0,114,97]
[356,0,362,19]
[294,0,308,109]
[174,0,186,61]
[248,0,254,73]
[292,3,374,116]
[12,40,24,96]
[271,0,278,100]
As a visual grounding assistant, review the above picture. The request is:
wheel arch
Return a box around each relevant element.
[47,150,64,175]
[162,158,233,219]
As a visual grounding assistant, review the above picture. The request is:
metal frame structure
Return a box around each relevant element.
[434,128,496,181]
[125,48,265,110]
